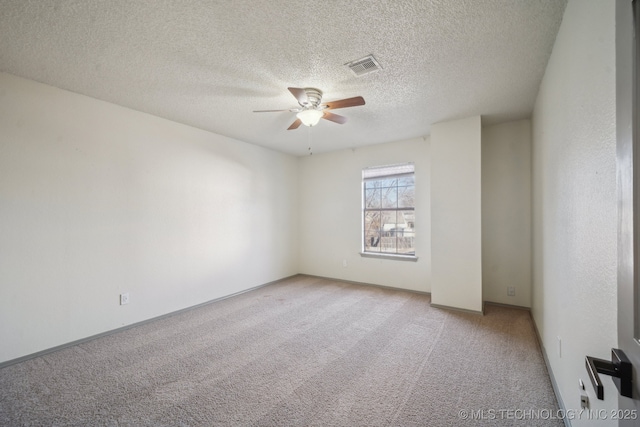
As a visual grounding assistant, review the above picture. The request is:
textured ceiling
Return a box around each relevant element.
[0,0,567,156]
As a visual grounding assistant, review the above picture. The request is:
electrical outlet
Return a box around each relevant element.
[120,293,130,305]
[580,394,589,409]
[507,286,515,296]
[342,259,348,268]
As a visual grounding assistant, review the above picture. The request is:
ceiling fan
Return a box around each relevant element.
[253,87,365,130]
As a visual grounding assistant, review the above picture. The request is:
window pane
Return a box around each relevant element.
[362,163,415,256]
[398,175,415,186]
[364,188,381,208]
[364,229,381,252]
[364,211,381,231]
[364,180,380,189]
[377,210,394,253]
[364,210,381,252]
[379,178,398,188]
[381,211,398,236]
[400,211,415,229]
[381,187,397,209]
[398,185,415,208]
[397,231,415,254]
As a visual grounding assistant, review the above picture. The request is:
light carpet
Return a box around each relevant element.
[0,275,562,426]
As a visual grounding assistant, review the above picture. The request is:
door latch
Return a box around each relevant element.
[585,348,632,400]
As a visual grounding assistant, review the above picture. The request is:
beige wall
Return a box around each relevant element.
[482,120,532,307]
[297,117,531,309]
[0,70,535,365]
[0,30,572,370]
[0,69,540,365]
[531,0,618,423]
[0,72,299,364]
[430,116,483,312]
[297,137,431,292]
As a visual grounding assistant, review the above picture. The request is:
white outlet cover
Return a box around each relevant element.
[120,293,130,305]
[580,394,589,409]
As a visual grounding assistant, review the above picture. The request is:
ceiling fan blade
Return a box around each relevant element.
[323,96,365,110]
[288,87,308,105]
[288,118,302,130]
[322,112,347,124]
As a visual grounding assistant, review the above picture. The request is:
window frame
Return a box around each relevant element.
[360,163,418,262]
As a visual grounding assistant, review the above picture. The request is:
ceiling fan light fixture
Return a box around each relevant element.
[297,109,324,126]
[254,87,365,130]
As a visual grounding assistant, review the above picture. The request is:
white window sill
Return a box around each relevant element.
[359,252,419,262]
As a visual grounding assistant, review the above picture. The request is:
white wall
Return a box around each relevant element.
[431,116,483,312]
[297,137,430,292]
[531,0,617,423]
[0,72,299,364]
[482,120,531,307]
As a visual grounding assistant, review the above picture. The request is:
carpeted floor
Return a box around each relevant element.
[0,275,562,426]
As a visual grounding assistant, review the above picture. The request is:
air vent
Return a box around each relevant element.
[345,55,382,77]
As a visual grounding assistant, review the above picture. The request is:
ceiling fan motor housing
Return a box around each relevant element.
[301,88,323,108]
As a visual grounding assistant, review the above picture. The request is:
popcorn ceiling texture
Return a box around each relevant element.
[0,0,567,155]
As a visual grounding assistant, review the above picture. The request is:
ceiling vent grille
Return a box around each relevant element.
[345,55,382,77]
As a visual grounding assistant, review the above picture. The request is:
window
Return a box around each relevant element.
[362,163,415,257]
